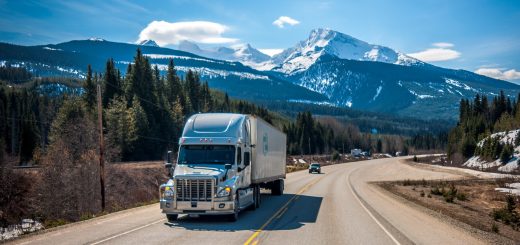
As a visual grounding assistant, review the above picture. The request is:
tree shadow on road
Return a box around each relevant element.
[163,193,322,232]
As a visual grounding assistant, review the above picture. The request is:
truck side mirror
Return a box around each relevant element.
[244,152,250,167]
[225,164,232,170]
[166,150,172,164]
[165,151,174,177]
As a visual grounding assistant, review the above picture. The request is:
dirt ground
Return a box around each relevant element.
[378,178,520,242]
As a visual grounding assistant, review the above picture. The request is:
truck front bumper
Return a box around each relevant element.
[160,199,235,215]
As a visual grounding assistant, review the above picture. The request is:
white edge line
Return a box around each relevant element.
[89,218,166,245]
[348,175,401,245]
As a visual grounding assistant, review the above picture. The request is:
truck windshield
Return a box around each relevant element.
[178,145,235,165]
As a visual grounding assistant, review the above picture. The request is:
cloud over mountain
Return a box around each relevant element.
[137,20,238,46]
[273,16,300,28]
[407,42,461,62]
[475,68,520,81]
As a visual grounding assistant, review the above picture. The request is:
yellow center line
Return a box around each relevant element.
[275,207,288,219]
[243,176,324,245]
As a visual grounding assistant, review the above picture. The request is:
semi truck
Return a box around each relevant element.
[160,113,287,222]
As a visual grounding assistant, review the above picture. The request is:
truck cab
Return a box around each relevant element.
[160,113,286,222]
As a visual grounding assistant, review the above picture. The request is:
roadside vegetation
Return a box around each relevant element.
[447,92,520,165]
[379,178,520,242]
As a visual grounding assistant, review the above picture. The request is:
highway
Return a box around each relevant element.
[11,157,488,245]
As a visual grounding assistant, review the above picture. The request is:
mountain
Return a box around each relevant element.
[269,28,423,74]
[1,30,519,120]
[0,39,327,102]
[177,41,271,70]
[268,29,520,119]
[138,39,159,47]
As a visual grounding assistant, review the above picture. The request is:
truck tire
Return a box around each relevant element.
[255,185,261,208]
[228,193,239,222]
[249,186,260,210]
[166,214,178,222]
[271,179,284,196]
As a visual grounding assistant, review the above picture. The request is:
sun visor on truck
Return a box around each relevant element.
[192,113,242,133]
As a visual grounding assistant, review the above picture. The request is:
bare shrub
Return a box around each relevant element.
[0,166,32,227]
[38,99,101,222]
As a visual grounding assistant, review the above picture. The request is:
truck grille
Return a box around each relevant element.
[175,178,214,202]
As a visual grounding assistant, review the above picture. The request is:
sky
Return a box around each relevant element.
[0,0,519,83]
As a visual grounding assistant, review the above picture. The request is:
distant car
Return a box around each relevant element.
[309,163,321,174]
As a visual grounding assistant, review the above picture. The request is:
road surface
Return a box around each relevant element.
[11,157,488,245]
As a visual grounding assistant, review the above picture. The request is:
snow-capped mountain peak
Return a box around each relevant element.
[271,28,422,74]
[87,37,106,42]
[138,39,159,47]
[177,41,271,69]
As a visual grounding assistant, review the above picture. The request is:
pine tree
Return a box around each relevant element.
[102,59,120,107]
[223,93,230,112]
[500,144,513,164]
[82,65,96,110]
[166,59,184,106]
[185,70,201,113]
[105,96,138,160]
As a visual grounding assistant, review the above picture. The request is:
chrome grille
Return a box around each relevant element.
[175,178,214,201]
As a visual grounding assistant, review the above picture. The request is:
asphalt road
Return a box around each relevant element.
[11,157,488,245]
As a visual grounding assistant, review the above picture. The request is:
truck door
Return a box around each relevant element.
[242,119,252,185]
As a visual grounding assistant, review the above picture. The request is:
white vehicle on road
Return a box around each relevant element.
[160,113,287,222]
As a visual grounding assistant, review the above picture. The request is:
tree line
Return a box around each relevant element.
[447,91,520,164]
[283,111,446,156]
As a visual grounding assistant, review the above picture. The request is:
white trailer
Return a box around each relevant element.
[160,113,286,222]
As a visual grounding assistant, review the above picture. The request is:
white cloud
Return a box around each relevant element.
[137,20,238,46]
[407,43,461,62]
[432,42,454,48]
[272,16,300,28]
[259,48,284,57]
[475,68,520,81]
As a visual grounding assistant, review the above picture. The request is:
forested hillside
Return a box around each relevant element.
[0,48,449,166]
[447,91,520,164]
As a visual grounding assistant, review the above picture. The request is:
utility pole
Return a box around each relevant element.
[97,84,106,212]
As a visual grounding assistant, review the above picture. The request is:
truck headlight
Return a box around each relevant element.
[160,185,174,199]
[217,186,232,197]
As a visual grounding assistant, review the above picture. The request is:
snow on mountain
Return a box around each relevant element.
[138,39,159,47]
[271,28,423,74]
[87,37,106,42]
[463,130,520,173]
[177,41,272,70]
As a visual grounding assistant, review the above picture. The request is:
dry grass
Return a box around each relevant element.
[378,178,520,242]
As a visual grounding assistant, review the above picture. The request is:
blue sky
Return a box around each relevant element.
[1,0,519,82]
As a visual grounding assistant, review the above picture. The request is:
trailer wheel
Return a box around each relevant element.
[166,214,178,223]
[271,179,284,196]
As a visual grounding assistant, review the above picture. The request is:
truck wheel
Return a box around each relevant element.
[229,193,239,222]
[250,186,260,210]
[255,186,261,208]
[166,214,178,223]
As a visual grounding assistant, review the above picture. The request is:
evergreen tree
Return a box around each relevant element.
[165,59,185,106]
[500,144,513,164]
[105,96,138,160]
[185,70,201,113]
[82,65,96,110]
[102,59,120,107]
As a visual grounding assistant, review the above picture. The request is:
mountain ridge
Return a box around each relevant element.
[0,30,518,120]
